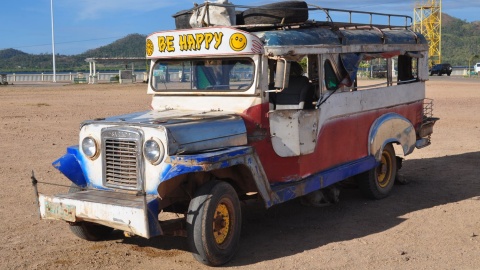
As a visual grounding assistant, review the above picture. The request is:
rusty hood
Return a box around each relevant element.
[81,109,247,155]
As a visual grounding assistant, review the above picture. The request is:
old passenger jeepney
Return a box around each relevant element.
[34,2,438,266]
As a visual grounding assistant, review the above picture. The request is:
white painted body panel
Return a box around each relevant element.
[269,82,425,157]
[80,123,169,193]
[269,110,320,157]
[39,192,156,238]
[150,95,262,113]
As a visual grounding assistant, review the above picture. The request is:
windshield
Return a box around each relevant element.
[151,58,255,92]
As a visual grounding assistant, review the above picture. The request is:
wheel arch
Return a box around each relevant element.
[157,147,272,210]
[157,164,260,200]
[368,112,416,161]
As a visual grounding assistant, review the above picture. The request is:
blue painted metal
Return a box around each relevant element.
[382,30,427,44]
[259,28,427,47]
[165,114,247,154]
[161,146,253,181]
[269,156,377,207]
[259,28,340,46]
[340,30,383,45]
[147,199,162,237]
[161,146,378,208]
[52,146,87,188]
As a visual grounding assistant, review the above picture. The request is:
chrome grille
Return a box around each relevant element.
[102,128,143,190]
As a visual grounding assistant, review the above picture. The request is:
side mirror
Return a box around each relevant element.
[274,59,290,90]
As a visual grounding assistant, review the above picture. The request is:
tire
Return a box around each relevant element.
[186,181,242,266]
[357,144,397,199]
[242,1,308,25]
[68,184,113,241]
[173,9,193,29]
[235,11,245,25]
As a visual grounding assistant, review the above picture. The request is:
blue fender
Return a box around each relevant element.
[52,146,87,188]
[161,146,272,206]
[368,113,416,161]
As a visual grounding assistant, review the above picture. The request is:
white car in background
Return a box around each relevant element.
[475,63,480,74]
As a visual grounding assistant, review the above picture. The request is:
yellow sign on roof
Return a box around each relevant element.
[146,27,264,58]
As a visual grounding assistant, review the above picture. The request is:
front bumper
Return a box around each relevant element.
[37,189,162,238]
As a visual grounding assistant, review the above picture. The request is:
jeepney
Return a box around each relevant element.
[33,1,438,266]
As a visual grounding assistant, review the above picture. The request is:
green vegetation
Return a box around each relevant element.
[0,34,147,72]
[442,14,480,66]
[0,14,479,72]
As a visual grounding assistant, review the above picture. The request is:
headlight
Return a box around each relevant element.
[81,136,98,159]
[144,138,165,165]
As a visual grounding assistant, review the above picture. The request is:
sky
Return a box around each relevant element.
[1,0,479,55]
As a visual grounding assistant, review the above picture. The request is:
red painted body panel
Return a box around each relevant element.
[242,101,423,183]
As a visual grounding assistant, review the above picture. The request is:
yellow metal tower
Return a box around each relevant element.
[413,0,442,66]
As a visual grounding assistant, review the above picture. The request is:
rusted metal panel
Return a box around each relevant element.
[269,156,377,206]
[165,114,247,154]
[368,113,416,161]
[38,190,162,238]
[81,110,247,155]
[256,28,340,46]
[258,27,428,57]
[268,109,320,157]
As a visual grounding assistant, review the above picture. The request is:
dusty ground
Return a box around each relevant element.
[0,77,479,269]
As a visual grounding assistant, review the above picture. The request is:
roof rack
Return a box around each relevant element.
[308,5,413,29]
[184,2,413,31]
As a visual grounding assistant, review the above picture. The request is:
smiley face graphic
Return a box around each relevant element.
[229,33,247,51]
[146,39,154,56]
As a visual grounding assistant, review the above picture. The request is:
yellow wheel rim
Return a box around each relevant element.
[377,150,393,188]
[213,203,230,245]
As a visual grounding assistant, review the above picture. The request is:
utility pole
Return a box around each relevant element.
[50,0,57,82]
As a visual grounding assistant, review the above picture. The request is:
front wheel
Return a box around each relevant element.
[186,181,242,266]
[68,184,113,241]
[357,144,397,199]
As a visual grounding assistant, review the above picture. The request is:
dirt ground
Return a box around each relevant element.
[0,77,479,269]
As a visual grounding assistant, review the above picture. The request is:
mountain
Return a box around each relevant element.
[0,34,147,72]
[1,14,479,71]
[79,34,147,58]
[0,48,27,59]
[441,13,480,66]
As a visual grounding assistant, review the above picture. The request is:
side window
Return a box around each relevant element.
[357,57,389,90]
[397,55,417,83]
[324,60,340,90]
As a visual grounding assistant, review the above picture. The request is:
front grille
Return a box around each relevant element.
[102,128,143,190]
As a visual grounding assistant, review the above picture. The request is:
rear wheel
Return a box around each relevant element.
[68,184,113,241]
[186,181,242,266]
[357,144,397,199]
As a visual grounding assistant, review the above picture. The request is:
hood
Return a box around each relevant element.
[82,110,247,154]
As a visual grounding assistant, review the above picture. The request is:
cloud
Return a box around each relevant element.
[62,0,191,20]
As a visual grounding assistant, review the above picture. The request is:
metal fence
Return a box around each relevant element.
[4,72,148,83]
[2,68,476,84]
